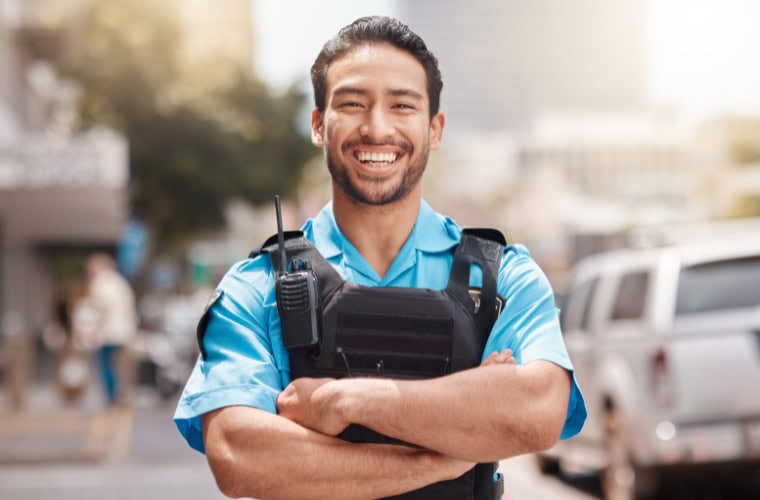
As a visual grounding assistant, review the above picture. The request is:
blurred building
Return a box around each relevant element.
[422,109,738,290]
[694,117,760,218]
[0,0,129,407]
[513,113,758,268]
[514,112,713,226]
[0,0,260,371]
[504,112,714,287]
[398,0,648,133]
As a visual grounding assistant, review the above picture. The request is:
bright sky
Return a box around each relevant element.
[252,0,395,90]
[647,0,760,120]
[252,0,760,121]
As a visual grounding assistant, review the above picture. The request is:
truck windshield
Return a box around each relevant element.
[676,256,760,315]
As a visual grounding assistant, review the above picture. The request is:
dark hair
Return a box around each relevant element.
[310,16,443,119]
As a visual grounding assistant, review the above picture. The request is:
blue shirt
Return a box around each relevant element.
[174,200,587,453]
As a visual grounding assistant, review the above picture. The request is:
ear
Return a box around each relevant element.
[429,112,445,151]
[311,108,324,147]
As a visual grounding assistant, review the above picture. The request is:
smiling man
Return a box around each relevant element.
[174,16,586,500]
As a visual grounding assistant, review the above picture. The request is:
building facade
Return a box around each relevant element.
[0,0,129,408]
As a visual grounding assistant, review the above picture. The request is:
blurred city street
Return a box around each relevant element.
[2,1,760,500]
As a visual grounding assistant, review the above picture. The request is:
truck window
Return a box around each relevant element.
[676,256,760,315]
[561,278,598,331]
[610,271,649,320]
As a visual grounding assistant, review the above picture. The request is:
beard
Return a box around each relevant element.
[326,138,429,206]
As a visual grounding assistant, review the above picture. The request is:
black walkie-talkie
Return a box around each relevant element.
[273,195,321,350]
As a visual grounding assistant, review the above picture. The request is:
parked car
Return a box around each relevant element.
[538,233,760,499]
[134,291,205,400]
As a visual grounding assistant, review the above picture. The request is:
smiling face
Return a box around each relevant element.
[311,43,444,206]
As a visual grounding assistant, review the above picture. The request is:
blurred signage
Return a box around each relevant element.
[0,128,127,190]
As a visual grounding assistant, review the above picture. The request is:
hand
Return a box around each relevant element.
[482,349,515,366]
[276,377,349,436]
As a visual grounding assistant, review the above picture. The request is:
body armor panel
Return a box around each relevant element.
[252,228,508,500]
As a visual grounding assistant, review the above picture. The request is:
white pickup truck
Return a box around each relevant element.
[539,232,760,499]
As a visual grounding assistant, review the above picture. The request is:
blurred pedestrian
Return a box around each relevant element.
[48,280,92,403]
[82,252,139,408]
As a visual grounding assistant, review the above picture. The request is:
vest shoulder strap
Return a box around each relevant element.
[446,227,508,329]
[248,230,305,259]
[254,232,344,301]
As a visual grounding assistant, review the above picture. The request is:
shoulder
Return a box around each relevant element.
[499,244,556,301]
[216,255,276,307]
[502,243,533,266]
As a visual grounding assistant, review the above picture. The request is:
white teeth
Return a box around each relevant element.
[357,151,398,163]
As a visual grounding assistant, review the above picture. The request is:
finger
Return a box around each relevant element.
[494,349,512,363]
[502,348,516,364]
[482,351,499,366]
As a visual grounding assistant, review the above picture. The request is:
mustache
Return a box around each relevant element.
[342,138,413,155]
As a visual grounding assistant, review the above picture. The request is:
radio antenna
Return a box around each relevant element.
[274,195,287,275]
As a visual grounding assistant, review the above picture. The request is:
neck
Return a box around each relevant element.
[332,187,421,280]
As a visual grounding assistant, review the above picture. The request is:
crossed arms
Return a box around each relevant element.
[200,350,571,500]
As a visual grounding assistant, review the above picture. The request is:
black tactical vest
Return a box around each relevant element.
[250,227,508,500]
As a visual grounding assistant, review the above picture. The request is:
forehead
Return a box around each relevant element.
[325,43,428,99]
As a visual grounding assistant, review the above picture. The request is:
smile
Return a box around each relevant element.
[354,151,399,165]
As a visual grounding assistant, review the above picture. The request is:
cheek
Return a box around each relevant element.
[407,130,430,153]
[324,120,345,144]
[326,120,360,152]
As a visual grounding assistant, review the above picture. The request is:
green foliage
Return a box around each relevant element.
[55,0,314,254]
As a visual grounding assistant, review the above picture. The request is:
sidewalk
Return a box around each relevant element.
[0,380,147,464]
[0,381,228,500]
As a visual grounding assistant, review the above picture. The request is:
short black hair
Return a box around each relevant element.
[310,16,443,119]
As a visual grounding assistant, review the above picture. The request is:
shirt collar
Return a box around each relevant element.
[412,199,461,253]
[304,199,461,259]
[304,201,342,259]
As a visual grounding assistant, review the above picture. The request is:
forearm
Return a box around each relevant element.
[201,406,472,500]
[337,361,571,462]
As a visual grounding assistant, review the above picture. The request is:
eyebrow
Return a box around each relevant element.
[332,86,368,98]
[389,88,424,101]
[332,86,424,101]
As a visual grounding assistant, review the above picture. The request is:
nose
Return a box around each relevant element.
[359,107,395,142]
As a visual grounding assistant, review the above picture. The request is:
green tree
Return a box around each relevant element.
[56,0,314,256]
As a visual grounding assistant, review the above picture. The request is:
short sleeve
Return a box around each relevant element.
[483,245,587,440]
[173,258,288,453]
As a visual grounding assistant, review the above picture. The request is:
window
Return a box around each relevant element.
[561,278,598,332]
[610,271,649,320]
[676,256,760,315]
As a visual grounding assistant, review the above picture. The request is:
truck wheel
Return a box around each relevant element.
[535,454,561,476]
[601,408,657,500]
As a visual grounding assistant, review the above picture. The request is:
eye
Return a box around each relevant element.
[339,101,363,108]
[393,102,416,111]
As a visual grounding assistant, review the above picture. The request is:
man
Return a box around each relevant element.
[175,16,586,499]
